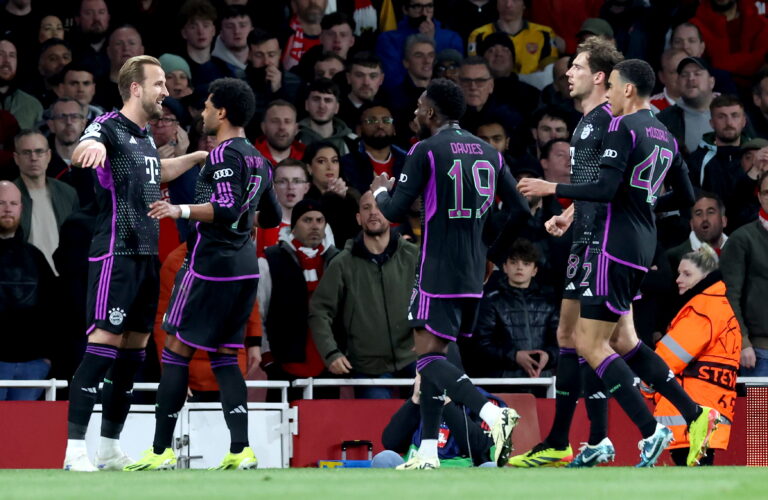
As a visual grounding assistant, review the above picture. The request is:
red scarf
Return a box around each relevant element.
[760,208,768,233]
[291,237,325,293]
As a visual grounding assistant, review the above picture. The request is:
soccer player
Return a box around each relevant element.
[509,37,623,469]
[518,59,721,467]
[124,78,281,471]
[64,55,208,472]
[371,79,530,470]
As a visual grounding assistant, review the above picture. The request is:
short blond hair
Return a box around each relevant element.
[117,55,162,102]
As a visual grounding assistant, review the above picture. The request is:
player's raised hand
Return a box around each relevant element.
[147,200,181,219]
[76,142,107,168]
[545,213,571,237]
[517,177,557,198]
[328,355,352,375]
[370,172,395,193]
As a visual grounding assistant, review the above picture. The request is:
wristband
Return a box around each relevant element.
[373,186,388,198]
[179,204,191,219]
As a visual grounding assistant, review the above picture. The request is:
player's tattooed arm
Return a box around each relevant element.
[159,150,209,182]
[71,139,107,168]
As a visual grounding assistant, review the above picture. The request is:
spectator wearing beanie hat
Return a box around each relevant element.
[160,53,193,100]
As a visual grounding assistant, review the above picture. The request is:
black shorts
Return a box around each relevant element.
[562,241,599,300]
[580,252,646,322]
[408,288,480,341]
[162,267,258,352]
[86,255,160,334]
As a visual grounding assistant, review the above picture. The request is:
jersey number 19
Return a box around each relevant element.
[447,159,496,219]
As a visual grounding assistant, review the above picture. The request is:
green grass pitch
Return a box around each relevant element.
[1,467,764,500]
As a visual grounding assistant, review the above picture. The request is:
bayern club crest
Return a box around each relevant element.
[581,124,593,140]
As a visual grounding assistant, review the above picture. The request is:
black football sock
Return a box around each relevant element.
[210,353,249,454]
[624,341,701,424]
[417,376,445,441]
[153,348,190,454]
[544,348,580,449]
[581,360,609,445]
[596,353,657,439]
[416,353,488,414]
[101,348,146,439]
[68,343,118,439]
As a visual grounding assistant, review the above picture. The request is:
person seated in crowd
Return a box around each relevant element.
[0,36,44,130]
[69,0,111,81]
[282,0,327,71]
[750,70,768,140]
[313,52,346,80]
[341,103,406,196]
[338,52,387,128]
[95,25,145,111]
[539,138,571,185]
[255,158,335,257]
[668,22,737,96]
[651,245,741,466]
[433,49,463,84]
[727,139,768,230]
[12,129,79,273]
[478,33,541,119]
[468,0,561,82]
[458,56,521,138]
[689,0,768,85]
[469,238,559,380]
[688,95,752,216]
[388,34,435,144]
[528,105,570,159]
[26,38,72,108]
[0,181,56,401]
[210,5,252,79]
[245,29,302,127]
[38,15,65,45]
[721,171,768,378]
[178,0,224,90]
[309,191,418,398]
[257,199,339,401]
[373,370,505,468]
[298,78,356,156]
[44,97,93,207]
[159,54,193,100]
[254,100,306,165]
[293,11,357,83]
[54,63,104,122]
[303,140,360,247]
[657,56,716,157]
[650,49,687,113]
[667,193,729,275]
[376,0,463,90]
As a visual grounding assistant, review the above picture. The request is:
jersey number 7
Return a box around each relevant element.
[629,145,673,204]
[447,159,496,219]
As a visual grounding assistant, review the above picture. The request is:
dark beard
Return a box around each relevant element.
[710,0,736,12]
[363,133,394,150]
[0,75,14,89]
[363,225,388,237]
[416,121,432,140]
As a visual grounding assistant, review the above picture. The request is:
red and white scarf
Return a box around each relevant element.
[760,208,768,233]
[291,237,325,293]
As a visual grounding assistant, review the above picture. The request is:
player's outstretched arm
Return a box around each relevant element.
[147,200,214,223]
[554,166,623,202]
[159,150,208,183]
[71,140,106,168]
[372,146,428,222]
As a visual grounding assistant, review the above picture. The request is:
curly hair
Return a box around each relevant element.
[208,77,256,127]
[426,78,466,122]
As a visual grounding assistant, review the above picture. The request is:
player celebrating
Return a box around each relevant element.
[510,38,623,469]
[518,59,720,467]
[371,79,530,470]
[64,56,208,472]
[124,78,281,471]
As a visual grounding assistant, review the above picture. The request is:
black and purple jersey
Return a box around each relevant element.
[185,137,280,279]
[570,102,613,246]
[375,124,529,297]
[597,110,689,268]
[81,111,162,257]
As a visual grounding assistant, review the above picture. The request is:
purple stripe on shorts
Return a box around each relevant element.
[86,324,96,335]
[622,341,642,361]
[190,270,259,281]
[221,343,245,349]
[424,324,457,342]
[176,332,217,352]
[605,301,630,316]
[560,348,577,355]
[168,271,194,326]
[595,353,620,378]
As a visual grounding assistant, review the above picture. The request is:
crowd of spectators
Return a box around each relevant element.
[1,0,768,401]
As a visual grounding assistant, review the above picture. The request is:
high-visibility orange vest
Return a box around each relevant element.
[653,279,741,450]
